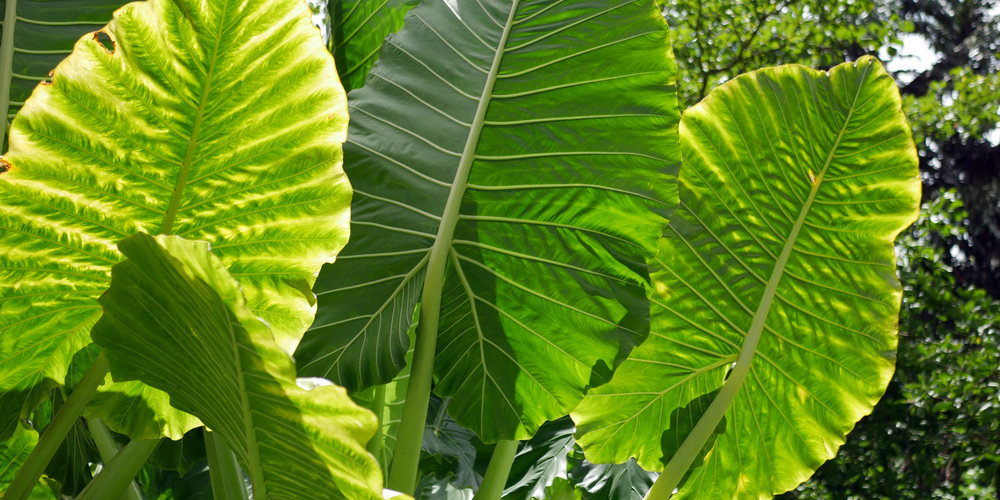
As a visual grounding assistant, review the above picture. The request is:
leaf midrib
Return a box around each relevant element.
[159,5,228,235]
[655,63,873,493]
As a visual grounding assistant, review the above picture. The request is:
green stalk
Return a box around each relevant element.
[0,0,17,146]
[205,430,250,500]
[75,438,159,500]
[85,418,144,500]
[5,352,110,500]
[367,384,386,462]
[471,440,518,500]
[386,1,521,494]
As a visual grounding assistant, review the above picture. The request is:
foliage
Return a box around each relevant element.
[0,0,930,499]
[660,0,903,105]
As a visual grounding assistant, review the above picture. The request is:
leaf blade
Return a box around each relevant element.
[572,57,921,498]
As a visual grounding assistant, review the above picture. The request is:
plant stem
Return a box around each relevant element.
[367,384,386,463]
[387,303,438,494]
[5,352,110,500]
[0,0,18,147]
[85,418,144,500]
[472,440,518,500]
[386,1,521,493]
[205,429,250,500]
[75,438,159,500]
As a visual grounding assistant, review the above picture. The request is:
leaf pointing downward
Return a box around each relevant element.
[572,57,921,498]
[92,234,383,500]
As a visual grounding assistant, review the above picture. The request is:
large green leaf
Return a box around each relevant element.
[295,0,680,442]
[329,0,418,92]
[0,0,132,148]
[0,426,59,499]
[91,234,384,500]
[0,0,350,440]
[572,56,921,497]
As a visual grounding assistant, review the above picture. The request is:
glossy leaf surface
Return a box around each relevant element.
[329,0,418,92]
[295,0,680,442]
[92,234,383,500]
[0,0,350,440]
[573,56,921,498]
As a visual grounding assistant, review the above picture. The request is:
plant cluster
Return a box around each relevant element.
[0,0,922,499]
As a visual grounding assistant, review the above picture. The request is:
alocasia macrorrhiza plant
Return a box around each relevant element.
[0,0,920,499]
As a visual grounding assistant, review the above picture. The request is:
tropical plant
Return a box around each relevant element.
[0,0,922,499]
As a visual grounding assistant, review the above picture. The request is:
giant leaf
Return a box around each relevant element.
[92,234,384,500]
[572,56,921,498]
[295,0,680,442]
[329,0,418,92]
[0,0,350,440]
[0,0,132,148]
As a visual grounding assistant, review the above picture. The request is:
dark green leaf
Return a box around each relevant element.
[295,0,681,443]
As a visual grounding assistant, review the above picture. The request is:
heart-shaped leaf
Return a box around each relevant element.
[572,56,921,498]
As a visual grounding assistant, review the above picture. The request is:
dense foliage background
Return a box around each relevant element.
[660,0,1000,497]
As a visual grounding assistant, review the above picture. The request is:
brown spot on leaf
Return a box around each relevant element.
[0,157,11,175]
[94,31,116,55]
[39,70,54,86]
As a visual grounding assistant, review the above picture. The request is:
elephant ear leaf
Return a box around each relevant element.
[295,0,681,443]
[0,0,350,440]
[572,56,921,498]
[91,234,384,500]
[329,0,419,92]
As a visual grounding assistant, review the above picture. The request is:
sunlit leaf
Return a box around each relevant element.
[573,56,921,498]
[0,0,349,440]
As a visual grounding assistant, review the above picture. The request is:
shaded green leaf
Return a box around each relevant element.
[573,56,921,497]
[146,428,207,477]
[351,308,417,479]
[295,0,680,443]
[568,456,657,500]
[503,417,576,500]
[91,234,383,500]
[329,0,419,92]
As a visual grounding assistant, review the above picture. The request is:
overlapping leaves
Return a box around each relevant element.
[0,0,350,441]
[92,234,383,500]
